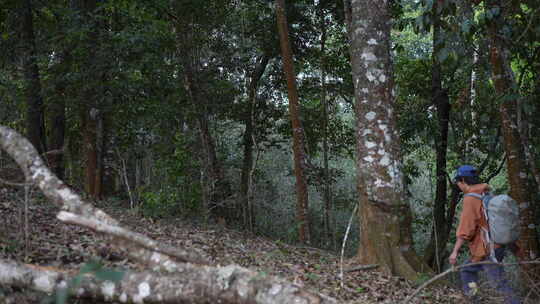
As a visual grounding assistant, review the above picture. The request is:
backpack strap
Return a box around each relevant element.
[463,193,498,262]
[464,193,483,200]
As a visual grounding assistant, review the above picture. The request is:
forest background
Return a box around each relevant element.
[1,0,540,302]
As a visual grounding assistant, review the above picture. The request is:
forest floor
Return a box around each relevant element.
[0,187,526,304]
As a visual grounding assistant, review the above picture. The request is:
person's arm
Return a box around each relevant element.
[449,237,466,265]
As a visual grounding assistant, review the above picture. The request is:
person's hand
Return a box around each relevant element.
[449,251,458,265]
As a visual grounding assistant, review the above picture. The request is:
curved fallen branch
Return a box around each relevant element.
[0,125,207,268]
[402,260,540,304]
[0,258,335,304]
[0,125,337,303]
[56,211,207,266]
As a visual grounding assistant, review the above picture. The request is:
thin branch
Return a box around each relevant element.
[344,264,378,273]
[485,153,507,184]
[402,260,540,304]
[515,8,539,43]
[57,211,209,265]
[340,202,358,288]
[0,258,337,304]
[0,126,207,268]
[0,177,32,187]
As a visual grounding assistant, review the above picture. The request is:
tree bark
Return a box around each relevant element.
[0,258,335,304]
[240,54,270,231]
[348,0,430,280]
[0,125,336,304]
[77,0,104,199]
[183,69,231,222]
[486,0,540,276]
[21,0,46,154]
[82,107,99,197]
[276,0,311,244]
[423,0,451,272]
[46,96,66,180]
[318,3,333,249]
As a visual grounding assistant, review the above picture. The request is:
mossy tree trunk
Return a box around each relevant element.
[486,0,540,280]
[347,0,431,281]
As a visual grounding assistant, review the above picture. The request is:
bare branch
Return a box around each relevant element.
[57,211,208,265]
[0,125,207,267]
[344,264,378,273]
[0,258,336,304]
[0,176,31,187]
[402,260,540,304]
[0,125,337,303]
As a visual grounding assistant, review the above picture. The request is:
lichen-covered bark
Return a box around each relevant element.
[0,125,207,268]
[486,0,540,274]
[276,0,311,244]
[348,0,429,280]
[0,259,335,304]
[0,125,335,303]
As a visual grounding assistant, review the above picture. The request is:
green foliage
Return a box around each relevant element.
[0,239,19,254]
[414,272,432,286]
[356,286,366,293]
[137,132,202,219]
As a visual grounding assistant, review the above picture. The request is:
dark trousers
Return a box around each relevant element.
[460,247,520,304]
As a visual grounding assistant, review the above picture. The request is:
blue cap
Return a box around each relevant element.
[454,165,478,180]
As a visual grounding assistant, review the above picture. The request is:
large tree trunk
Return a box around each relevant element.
[423,0,451,272]
[347,0,430,280]
[276,0,311,244]
[240,54,270,231]
[486,0,540,279]
[21,0,46,154]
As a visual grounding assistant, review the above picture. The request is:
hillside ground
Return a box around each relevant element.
[0,186,527,303]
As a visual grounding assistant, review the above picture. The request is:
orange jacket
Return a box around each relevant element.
[456,183,491,262]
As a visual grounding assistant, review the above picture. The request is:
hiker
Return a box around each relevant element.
[448,165,521,304]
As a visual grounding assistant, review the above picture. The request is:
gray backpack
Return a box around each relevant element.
[464,193,520,258]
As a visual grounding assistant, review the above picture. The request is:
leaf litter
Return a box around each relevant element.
[0,192,510,303]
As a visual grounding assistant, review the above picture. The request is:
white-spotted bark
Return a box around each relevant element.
[347,0,430,280]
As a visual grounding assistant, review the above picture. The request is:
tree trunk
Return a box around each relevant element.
[0,125,337,304]
[348,0,430,280]
[276,0,311,244]
[240,54,270,231]
[94,111,105,199]
[318,9,333,250]
[423,0,451,272]
[82,108,98,196]
[76,0,104,199]
[46,97,66,180]
[486,0,540,278]
[21,0,46,154]
[183,68,231,221]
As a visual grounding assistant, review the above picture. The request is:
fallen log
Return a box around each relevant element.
[0,125,336,304]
